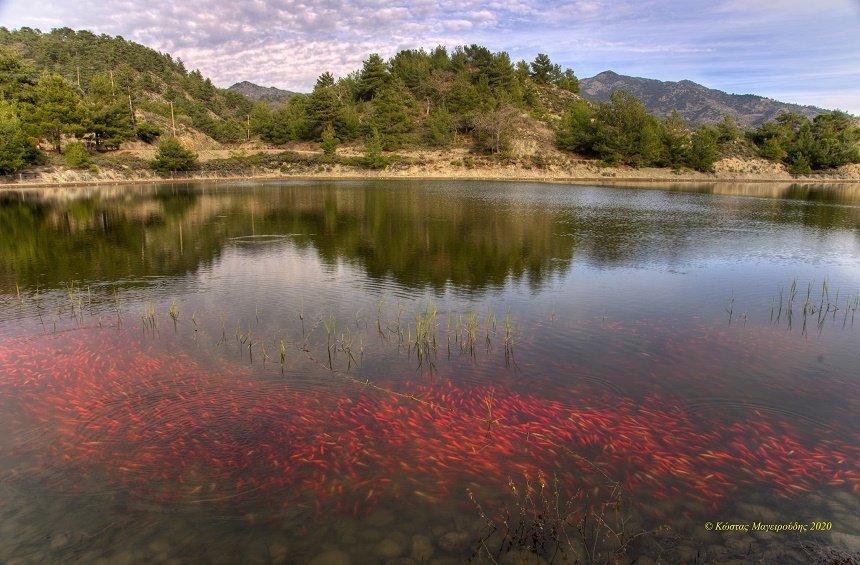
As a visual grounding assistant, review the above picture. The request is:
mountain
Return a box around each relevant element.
[227,81,300,104]
[579,71,828,127]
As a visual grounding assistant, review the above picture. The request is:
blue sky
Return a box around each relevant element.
[1,0,858,112]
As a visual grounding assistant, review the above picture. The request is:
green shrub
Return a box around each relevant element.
[685,126,719,172]
[788,154,812,175]
[555,99,595,154]
[425,107,455,147]
[592,91,664,167]
[320,124,339,157]
[135,122,162,143]
[361,128,387,169]
[150,137,198,173]
[63,142,92,169]
[0,104,36,174]
[751,111,859,171]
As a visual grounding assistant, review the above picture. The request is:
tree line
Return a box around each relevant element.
[554,92,859,172]
[248,45,580,155]
[0,27,857,176]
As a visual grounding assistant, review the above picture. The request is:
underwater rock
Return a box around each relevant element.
[410,535,434,562]
[49,534,69,550]
[735,502,779,522]
[724,536,755,555]
[367,510,395,528]
[269,542,289,563]
[309,549,351,565]
[373,538,405,559]
[147,539,171,555]
[831,531,860,552]
[437,531,470,552]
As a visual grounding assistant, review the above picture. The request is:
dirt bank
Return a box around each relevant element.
[3,146,859,190]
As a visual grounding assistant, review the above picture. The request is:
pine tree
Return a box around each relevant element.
[0,102,35,174]
[32,74,86,152]
[685,126,719,172]
[307,81,343,139]
[530,53,560,84]
[557,69,580,93]
[759,135,786,162]
[357,54,389,101]
[88,102,134,149]
[592,91,662,166]
[0,47,35,104]
[716,116,741,143]
[135,122,161,143]
[662,110,689,168]
[556,99,595,154]
[371,80,415,149]
[320,123,339,157]
[362,127,386,169]
[315,72,335,90]
[425,106,455,147]
[389,49,432,90]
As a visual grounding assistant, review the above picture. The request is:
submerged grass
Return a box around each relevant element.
[6,276,859,378]
[468,472,661,565]
[770,277,859,335]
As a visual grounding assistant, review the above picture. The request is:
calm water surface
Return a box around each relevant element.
[0,180,858,564]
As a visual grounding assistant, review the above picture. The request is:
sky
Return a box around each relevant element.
[1,0,858,112]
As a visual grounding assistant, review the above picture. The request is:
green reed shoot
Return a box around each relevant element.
[139,302,157,331]
[299,298,305,337]
[376,299,385,336]
[168,300,180,330]
[324,314,336,369]
[339,327,357,370]
[278,338,287,368]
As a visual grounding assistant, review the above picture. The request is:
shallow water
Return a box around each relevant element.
[0,180,858,564]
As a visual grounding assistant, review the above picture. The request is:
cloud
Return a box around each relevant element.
[0,0,858,112]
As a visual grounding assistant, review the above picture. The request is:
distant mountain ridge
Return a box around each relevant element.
[579,71,828,127]
[227,81,300,104]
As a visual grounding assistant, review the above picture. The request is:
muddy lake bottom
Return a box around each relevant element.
[0,180,858,563]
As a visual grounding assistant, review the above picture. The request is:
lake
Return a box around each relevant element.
[0,180,858,564]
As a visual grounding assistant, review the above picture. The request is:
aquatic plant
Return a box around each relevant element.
[324,313,337,369]
[469,473,657,564]
[376,299,385,337]
[139,302,157,331]
[168,299,180,329]
[299,298,306,337]
[338,326,358,370]
[413,300,439,367]
[770,278,859,335]
[278,338,287,369]
[503,309,515,365]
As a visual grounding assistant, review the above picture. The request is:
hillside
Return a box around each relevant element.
[0,28,857,181]
[0,27,254,142]
[227,81,300,104]
[580,71,827,127]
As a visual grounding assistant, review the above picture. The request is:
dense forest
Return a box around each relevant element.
[0,27,857,176]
